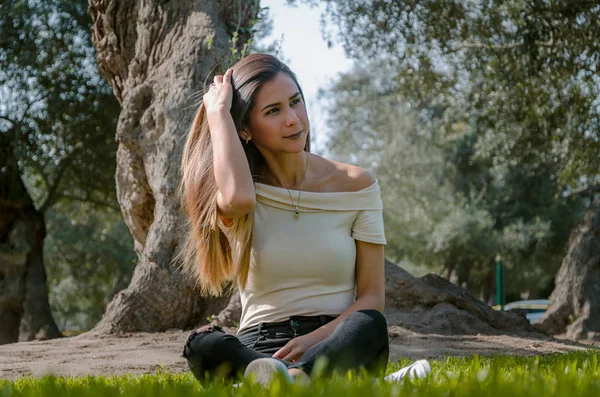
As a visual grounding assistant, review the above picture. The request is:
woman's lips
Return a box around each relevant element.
[284,131,303,139]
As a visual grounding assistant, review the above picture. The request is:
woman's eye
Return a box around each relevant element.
[266,108,278,115]
[291,98,301,106]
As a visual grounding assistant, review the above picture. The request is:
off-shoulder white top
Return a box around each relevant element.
[219,179,387,332]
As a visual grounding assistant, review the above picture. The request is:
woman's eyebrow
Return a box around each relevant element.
[260,92,301,112]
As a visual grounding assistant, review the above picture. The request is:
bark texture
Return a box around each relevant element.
[536,197,600,340]
[0,139,61,344]
[210,290,241,332]
[87,0,258,333]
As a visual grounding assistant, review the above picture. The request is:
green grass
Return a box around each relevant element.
[1,350,599,396]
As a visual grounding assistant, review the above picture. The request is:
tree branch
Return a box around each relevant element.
[533,0,599,14]
[446,35,558,54]
[26,157,52,194]
[2,91,52,149]
[0,115,17,126]
[570,184,600,198]
[19,91,51,124]
[38,144,84,213]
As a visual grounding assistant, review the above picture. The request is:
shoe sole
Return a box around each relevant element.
[244,358,293,385]
[411,359,431,378]
[384,359,432,382]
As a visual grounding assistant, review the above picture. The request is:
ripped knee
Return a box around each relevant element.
[183,324,224,358]
[193,324,219,334]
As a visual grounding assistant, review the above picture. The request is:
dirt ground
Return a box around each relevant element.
[0,328,597,380]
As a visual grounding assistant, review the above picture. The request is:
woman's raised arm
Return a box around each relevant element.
[205,69,256,220]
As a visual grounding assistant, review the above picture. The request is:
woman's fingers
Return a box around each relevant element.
[272,349,283,359]
[223,68,232,85]
[285,349,302,362]
[275,342,302,362]
[204,69,233,111]
[283,351,296,362]
[272,344,291,359]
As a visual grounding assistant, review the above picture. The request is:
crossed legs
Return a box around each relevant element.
[182,309,389,382]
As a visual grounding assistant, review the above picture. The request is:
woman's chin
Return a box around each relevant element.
[284,139,307,151]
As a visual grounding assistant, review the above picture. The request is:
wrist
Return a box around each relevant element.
[206,106,231,121]
[310,324,334,341]
[206,108,235,134]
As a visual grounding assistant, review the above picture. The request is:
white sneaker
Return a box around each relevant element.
[244,358,295,386]
[384,359,431,382]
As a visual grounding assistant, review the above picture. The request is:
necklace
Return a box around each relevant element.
[279,152,309,219]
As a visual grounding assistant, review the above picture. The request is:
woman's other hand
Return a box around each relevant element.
[271,333,323,362]
[203,68,233,115]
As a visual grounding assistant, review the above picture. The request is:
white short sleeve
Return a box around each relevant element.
[351,209,387,244]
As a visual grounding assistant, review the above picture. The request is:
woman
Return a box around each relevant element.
[178,54,430,385]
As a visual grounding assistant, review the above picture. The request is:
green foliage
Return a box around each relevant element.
[226,3,291,66]
[1,0,121,212]
[248,6,287,59]
[323,60,585,299]
[316,0,598,300]
[223,0,263,67]
[1,351,599,396]
[1,0,130,330]
[44,200,137,331]
[317,0,600,188]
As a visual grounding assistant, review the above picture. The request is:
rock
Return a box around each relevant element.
[384,266,542,336]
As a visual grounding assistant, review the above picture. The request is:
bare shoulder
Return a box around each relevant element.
[311,154,375,192]
[342,163,376,192]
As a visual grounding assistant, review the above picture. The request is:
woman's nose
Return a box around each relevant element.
[284,107,300,127]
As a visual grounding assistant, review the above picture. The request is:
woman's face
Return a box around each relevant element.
[244,72,309,154]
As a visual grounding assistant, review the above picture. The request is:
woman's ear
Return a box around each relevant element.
[240,128,252,142]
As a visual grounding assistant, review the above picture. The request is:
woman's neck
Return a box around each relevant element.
[262,151,310,190]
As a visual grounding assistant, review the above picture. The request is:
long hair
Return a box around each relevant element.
[175,54,311,296]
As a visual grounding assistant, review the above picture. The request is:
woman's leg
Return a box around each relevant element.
[288,309,389,377]
[182,324,274,382]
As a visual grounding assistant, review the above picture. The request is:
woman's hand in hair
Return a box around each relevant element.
[203,68,233,115]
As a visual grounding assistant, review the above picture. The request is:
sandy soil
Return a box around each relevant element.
[0,328,597,380]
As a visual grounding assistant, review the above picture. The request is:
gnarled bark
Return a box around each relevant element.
[87,0,259,333]
[536,197,600,340]
[210,290,242,332]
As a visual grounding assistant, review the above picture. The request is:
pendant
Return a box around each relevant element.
[295,207,300,219]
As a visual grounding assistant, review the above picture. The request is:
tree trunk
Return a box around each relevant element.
[17,208,62,342]
[0,138,61,344]
[210,290,242,333]
[87,0,259,333]
[536,197,600,340]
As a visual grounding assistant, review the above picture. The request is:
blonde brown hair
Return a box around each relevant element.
[176,54,311,296]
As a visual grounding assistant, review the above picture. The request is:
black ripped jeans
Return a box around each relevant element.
[182,309,389,382]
